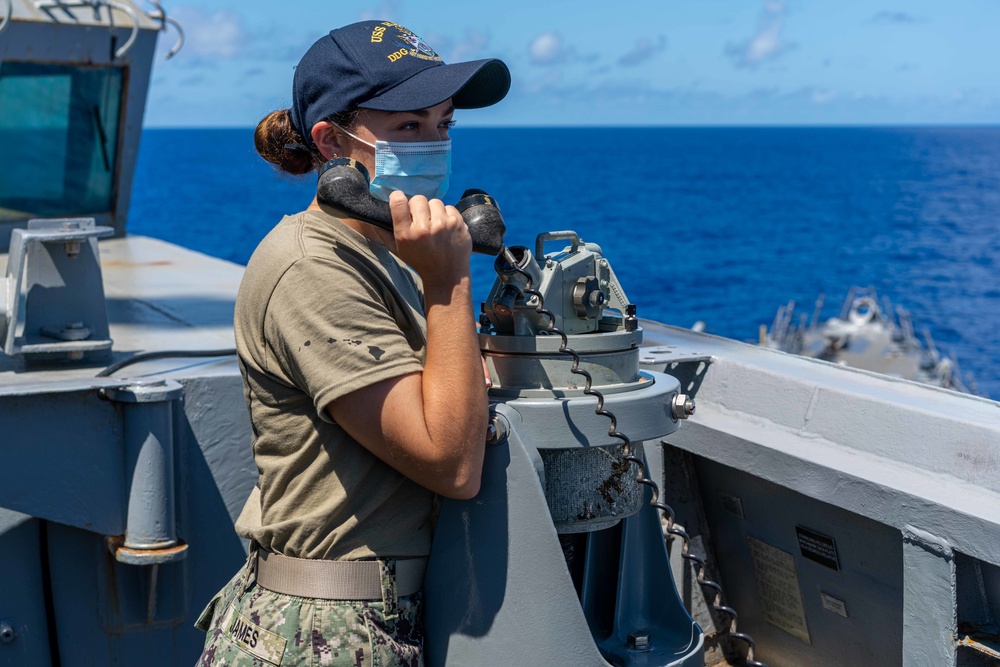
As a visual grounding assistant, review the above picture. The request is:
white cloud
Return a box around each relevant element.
[726,0,795,68]
[527,32,598,67]
[169,7,246,60]
[358,1,401,22]
[810,88,837,104]
[450,28,490,62]
[530,32,567,65]
[869,11,919,24]
[521,68,565,95]
[425,28,492,63]
[618,36,667,67]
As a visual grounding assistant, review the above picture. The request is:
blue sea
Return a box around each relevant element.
[130,127,999,397]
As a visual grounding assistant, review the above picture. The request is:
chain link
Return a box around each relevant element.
[503,248,767,667]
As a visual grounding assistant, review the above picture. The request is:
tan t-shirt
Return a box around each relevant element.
[233,209,434,560]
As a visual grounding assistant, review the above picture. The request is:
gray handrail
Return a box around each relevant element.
[33,0,139,59]
[145,0,184,59]
[0,0,12,37]
[103,0,139,58]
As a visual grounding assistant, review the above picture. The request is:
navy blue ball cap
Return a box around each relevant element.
[290,21,510,147]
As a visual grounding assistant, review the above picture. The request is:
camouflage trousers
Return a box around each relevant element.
[195,554,423,666]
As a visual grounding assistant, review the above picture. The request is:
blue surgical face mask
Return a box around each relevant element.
[334,124,451,202]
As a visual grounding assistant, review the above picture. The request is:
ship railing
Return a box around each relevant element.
[0,0,11,36]
[144,0,184,59]
[28,0,183,59]
[837,285,863,319]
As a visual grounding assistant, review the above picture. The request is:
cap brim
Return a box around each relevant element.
[357,58,510,112]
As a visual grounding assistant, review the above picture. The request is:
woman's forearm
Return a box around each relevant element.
[420,275,489,497]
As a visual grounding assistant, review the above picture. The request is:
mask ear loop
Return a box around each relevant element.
[329,121,376,149]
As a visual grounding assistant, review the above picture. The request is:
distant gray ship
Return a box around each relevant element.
[762,286,983,396]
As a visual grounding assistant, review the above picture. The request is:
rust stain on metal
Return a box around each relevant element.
[103,537,122,615]
[596,456,631,504]
[956,622,1000,659]
[106,535,188,558]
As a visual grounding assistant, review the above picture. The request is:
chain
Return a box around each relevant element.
[503,247,767,667]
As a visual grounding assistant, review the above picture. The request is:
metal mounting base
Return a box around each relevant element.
[106,536,189,565]
[1,218,114,360]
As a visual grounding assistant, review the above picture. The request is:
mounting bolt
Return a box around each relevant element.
[41,321,91,342]
[624,304,639,332]
[627,630,651,652]
[671,394,695,420]
[485,412,509,446]
[65,240,81,258]
[0,622,14,643]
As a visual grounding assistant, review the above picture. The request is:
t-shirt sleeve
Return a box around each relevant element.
[263,255,424,422]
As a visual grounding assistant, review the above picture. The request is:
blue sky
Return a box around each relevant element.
[145,0,1000,127]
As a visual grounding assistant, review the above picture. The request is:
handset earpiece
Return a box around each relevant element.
[316,158,505,256]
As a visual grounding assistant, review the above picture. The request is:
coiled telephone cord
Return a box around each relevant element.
[504,248,767,667]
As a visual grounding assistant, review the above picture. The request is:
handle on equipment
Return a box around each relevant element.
[535,231,582,259]
[315,158,506,256]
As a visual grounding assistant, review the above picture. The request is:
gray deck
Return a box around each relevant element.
[1,234,243,384]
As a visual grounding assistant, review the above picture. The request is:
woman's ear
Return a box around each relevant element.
[311,121,344,160]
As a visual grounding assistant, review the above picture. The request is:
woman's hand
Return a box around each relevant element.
[388,191,471,288]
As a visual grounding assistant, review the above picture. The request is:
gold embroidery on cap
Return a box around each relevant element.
[383,26,442,62]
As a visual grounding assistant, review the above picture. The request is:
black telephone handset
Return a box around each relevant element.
[315,158,506,256]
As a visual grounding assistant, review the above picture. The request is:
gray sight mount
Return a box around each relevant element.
[482,230,635,337]
[424,231,702,667]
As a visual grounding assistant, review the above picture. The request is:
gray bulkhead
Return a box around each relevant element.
[642,321,1000,667]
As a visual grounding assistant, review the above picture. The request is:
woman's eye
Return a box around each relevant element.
[442,120,457,129]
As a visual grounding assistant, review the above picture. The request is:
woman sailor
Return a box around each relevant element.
[195,20,509,666]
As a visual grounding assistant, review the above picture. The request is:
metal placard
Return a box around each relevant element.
[748,537,811,643]
[796,526,840,571]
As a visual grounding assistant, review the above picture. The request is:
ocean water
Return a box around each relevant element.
[130,127,1000,397]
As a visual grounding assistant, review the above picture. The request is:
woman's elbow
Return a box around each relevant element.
[432,457,483,499]
[444,475,481,500]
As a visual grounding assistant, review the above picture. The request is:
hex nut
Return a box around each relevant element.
[627,631,651,652]
[485,413,509,445]
[671,394,695,420]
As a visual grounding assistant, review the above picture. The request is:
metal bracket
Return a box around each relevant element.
[640,346,714,398]
[1,218,114,360]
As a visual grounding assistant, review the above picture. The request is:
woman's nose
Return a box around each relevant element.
[420,126,448,142]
